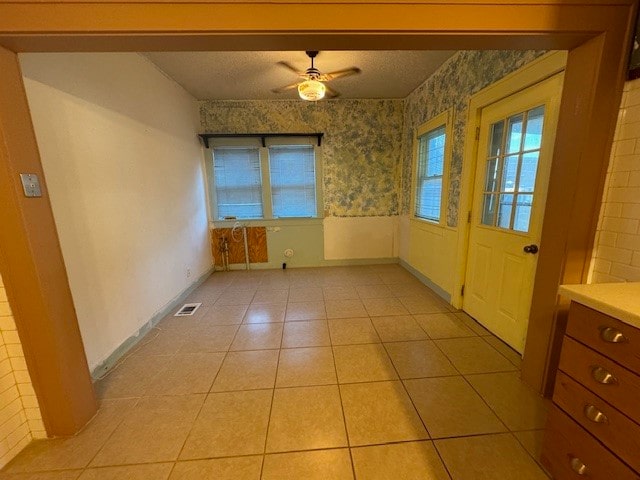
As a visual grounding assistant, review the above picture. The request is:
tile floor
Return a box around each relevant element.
[1,265,550,479]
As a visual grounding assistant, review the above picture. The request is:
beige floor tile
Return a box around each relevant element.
[455,312,491,335]
[333,344,398,383]
[177,325,239,353]
[229,323,283,351]
[434,337,518,374]
[262,449,353,480]
[325,299,368,319]
[348,272,385,285]
[276,347,336,387]
[387,283,433,297]
[90,394,204,466]
[379,271,421,285]
[288,287,324,303]
[266,385,347,452]
[323,286,360,301]
[328,318,381,345]
[362,297,410,317]
[340,381,428,446]
[414,313,476,339]
[351,441,450,480]
[78,463,173,480]
[398,295,451,315]
[483,335,523,367]
[282,320,330,348]
[371,315,428,342]
[184,286,225,305]
[404,376,506,438]
[216,289,257,305]
[465,372,548,431]
[211,350,279,391]
[356,284,394,299]
[0,470,76,480]
[435,433,549,479]
[285,301,326,321]
[252,288,289,304]
[180,390,272,459]
[243,303,286,323]
[202,304,248,325]
[95,355,169,399]
[169,457,262,480]
[144,353,225,395]
[384,341,457,379]
[131,329,186,356]
[514,430,545,461]
[3,399,137,473]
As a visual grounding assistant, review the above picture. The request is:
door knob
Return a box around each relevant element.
[523,244,539,254]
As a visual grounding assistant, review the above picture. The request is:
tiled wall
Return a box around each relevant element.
[0,272,46,468]
[591,78,640,282]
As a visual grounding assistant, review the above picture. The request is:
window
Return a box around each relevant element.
[213,147,263,219]
[413,111,450,223]
[208,137,322,220]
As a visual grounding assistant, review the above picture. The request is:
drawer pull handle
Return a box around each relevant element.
[584,404,608,424]
[591,366,618,385]
[569,457,588,475]
[599,326,628,344]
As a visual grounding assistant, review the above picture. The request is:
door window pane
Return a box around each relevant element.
[506,114,524,153]
[523,106,545,151]
[518,152,539,193]
[501,155,519,192]
[497,194,513,229]
[513,194,534,232]
[489,120,505,157]
[485,158,499,192]
[481,194,496,226]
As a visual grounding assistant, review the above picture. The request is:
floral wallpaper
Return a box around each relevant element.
[402,50,546,226]
[200,99,403,217]
[199,50,545,222]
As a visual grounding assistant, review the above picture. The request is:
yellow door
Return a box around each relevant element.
[463,73,564,354]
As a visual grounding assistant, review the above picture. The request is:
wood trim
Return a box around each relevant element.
[0,2,635,437]
[0,46,97,435]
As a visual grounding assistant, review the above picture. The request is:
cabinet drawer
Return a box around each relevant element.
[541,405,639,480]
[559,336,640,423]
[553,371,640,472]
[567,302,640,376]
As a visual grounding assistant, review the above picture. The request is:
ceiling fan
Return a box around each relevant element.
[271,51,362,101]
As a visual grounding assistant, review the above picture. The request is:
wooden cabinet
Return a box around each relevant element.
[541,301,640,479]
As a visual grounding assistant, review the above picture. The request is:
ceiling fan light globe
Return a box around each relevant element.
[298,80,326,101]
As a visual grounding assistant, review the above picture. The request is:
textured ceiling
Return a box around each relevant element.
[143,50,455,100]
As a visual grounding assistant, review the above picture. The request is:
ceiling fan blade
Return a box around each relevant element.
[322,67,362,82]
[324,85,340,99]
[271,82,301,94]
[277,61,306,76]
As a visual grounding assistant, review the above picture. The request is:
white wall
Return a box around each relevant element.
[591,78,640,282]
[324,217,399,260]
[0,273,46,467]
[20,53,212,372]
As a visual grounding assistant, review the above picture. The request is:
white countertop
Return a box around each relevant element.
[559,282,640,330]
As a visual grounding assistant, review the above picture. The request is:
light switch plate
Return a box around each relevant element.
[19,173,42,197]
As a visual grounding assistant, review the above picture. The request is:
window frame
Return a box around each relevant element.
[205,136,323,222]
[411,110,453,226]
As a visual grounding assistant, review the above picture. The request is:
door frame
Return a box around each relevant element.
[456,62,565,353]
[0,1,636,435]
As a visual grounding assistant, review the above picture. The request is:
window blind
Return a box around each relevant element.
[415,126,446,221]
[269,145,317,218]
[213,147,263,219]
